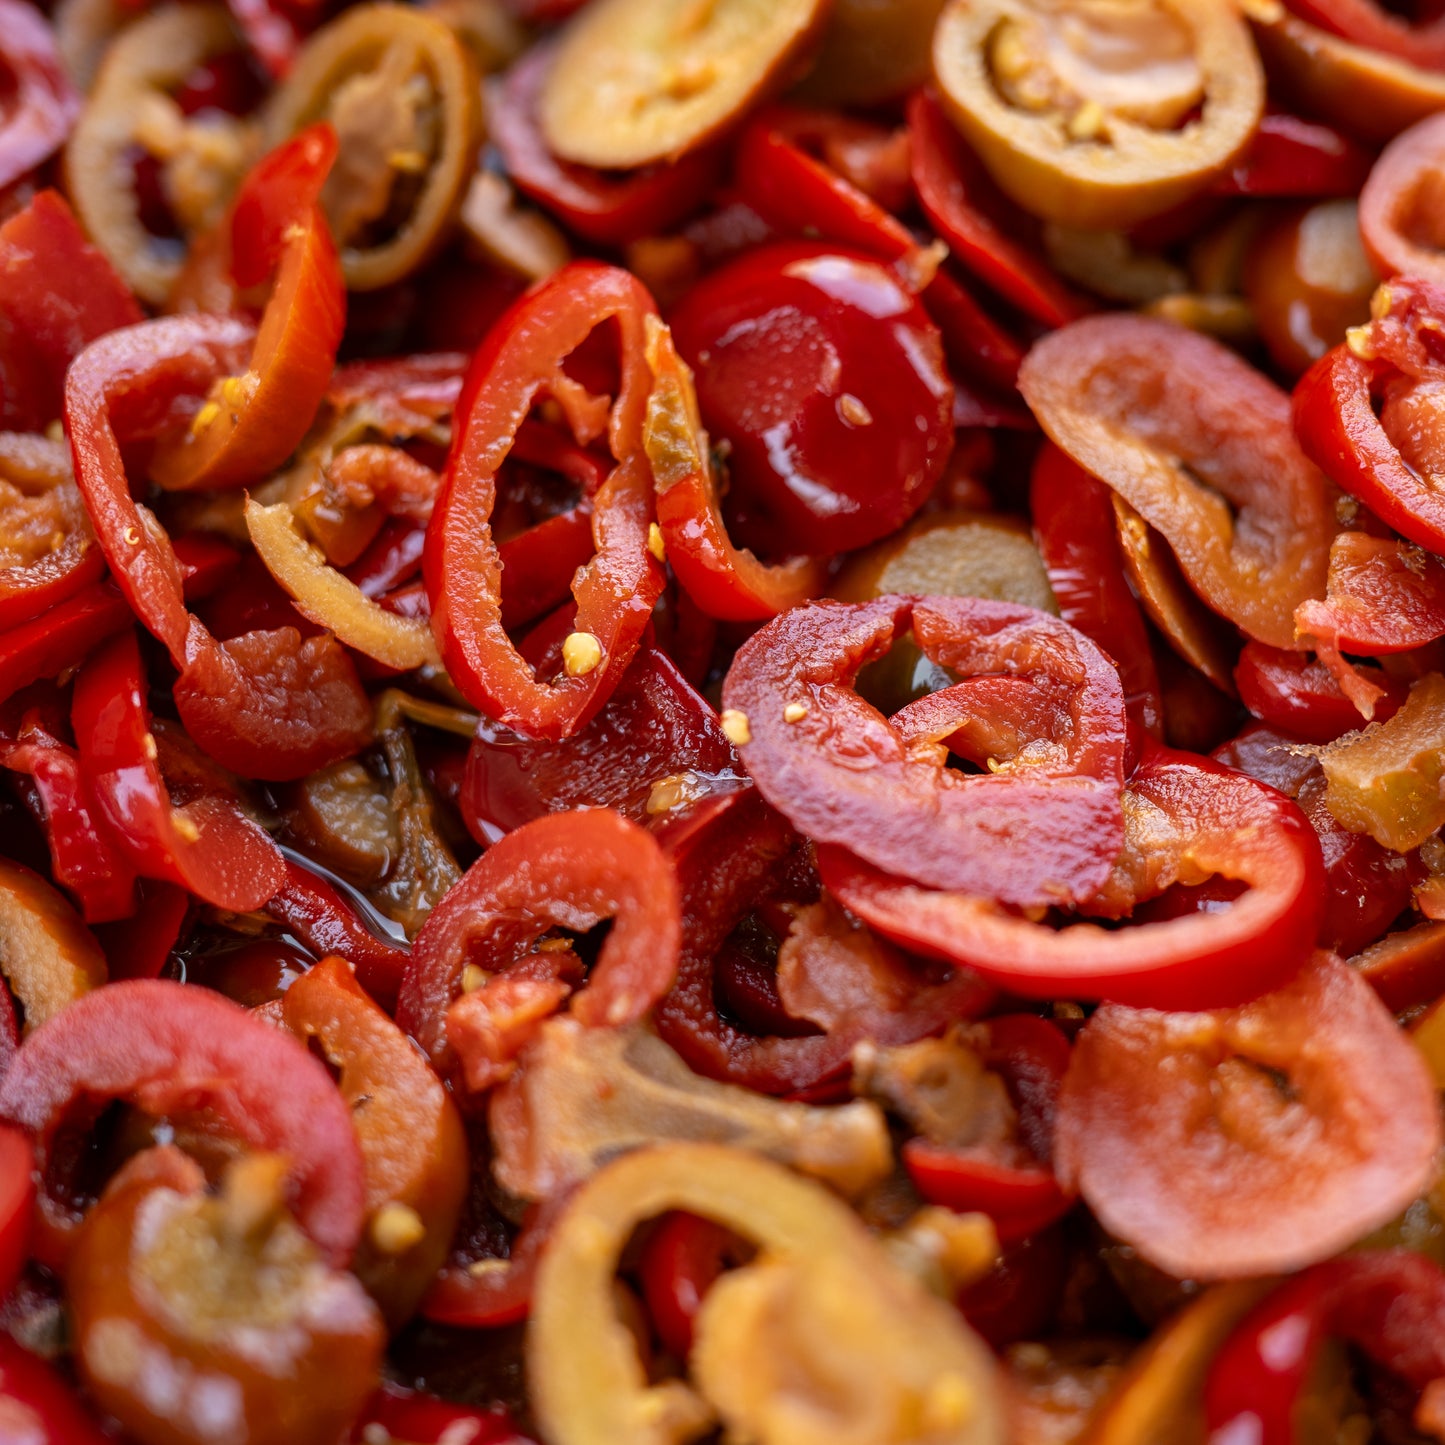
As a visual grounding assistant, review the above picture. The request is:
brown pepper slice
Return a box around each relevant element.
[933,0,1264,229]
[538,0,831,170]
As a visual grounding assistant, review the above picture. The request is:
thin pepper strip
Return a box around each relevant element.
[425,262,665,740]
[71,630,285,914]
[0,977,366,1270]
[65,313,373,780]
[0,2,80,191]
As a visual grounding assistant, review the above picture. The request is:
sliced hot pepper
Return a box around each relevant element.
[1053,952,1441,1280]
[1294,530,1445,715]
[71,630,285,914]
[151,124,345,493]
[1235,640,1406,742]
[1216,110,1375,199]
[65,313,374,780]
[492,45,724,246]
[282,955,468,1327]
[732,106,1026,391]
[1295,277,1445,555]
[1203,1250,1445,1445]
[91,879,189,980]
[818,742,1324,1010]
[0,855,106,1037]
[0,702,139,923]
[1359,112,1445,285]
[0,976,367,1269]
[67,1145,383,1445]
[425,262,665,740]
[1021,313,1335,650]
[0,1124,31,1303]
[1030,442,1164,741]
[932,0,1264,229]
[1282,0,1445,73]
[907,88,1090,329]
[463,630,740,842]
[354,1383,532,1445]
[0,190,141,434]
[642,317,826,620]
[0,581,132,707]
[722,595,1127,908]
[901,1015,1074,1245]
[0,0,80,191]
[397,807,681,1090]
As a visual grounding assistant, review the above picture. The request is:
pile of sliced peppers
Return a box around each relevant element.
[0,0,1444,1442]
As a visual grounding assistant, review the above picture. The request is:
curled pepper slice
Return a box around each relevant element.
[1295,277,1445,556]
[492,44,724,247]
[72,630,285,913]
[642,317,825,621]
[1204,1249,1445,1445]
[818,743,1324,1010]
[150,123,345,494]
[425,262,665,739]
[1021,313,1334,650]
[65,313,374,780]
[0,192,142,435]
[281,955,468,1327]
[1053,952,1442,1280]
[722,595,1126,909]
[527,1142,1005,1445]
[397,807,681,1090]
[932,0,1264,229]
[0,977,366,1269]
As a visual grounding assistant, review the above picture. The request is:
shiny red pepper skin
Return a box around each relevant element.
[1235,641,1405,742]
[1204,1250,1445,1445]
[91,880,190,980]
[71,630,285,914]
[732,107,1025,392]
[0,584,132,709]
[425,263,665,740]
[1030,442,1164,742]
[0,706,139,923]
[352,1383,533,1445]
[638,1211,737,1358]
[491,45,723,245]
[0,977,366,1270]
[907,89,1089,329]
[1215,111,1375,198]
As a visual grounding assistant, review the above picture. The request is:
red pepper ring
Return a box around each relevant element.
[0,1335,114,1445]
[0,0,80,191]
[817,744,1325,1011]
[722,595,1127,909]
[71,630,285,915]
[1294,277,1445,556]
[0,978,366,1271]
[425,262,666,741]
[149,124,346,494]
[397,808,682,1084]
[65,313,373,780]
[642,318,827,622]
[1204,1249,1445,1445]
